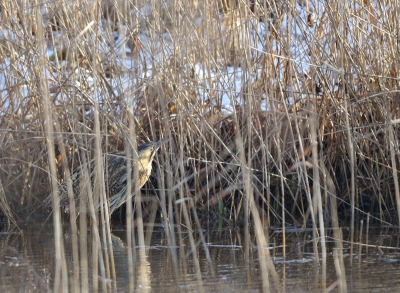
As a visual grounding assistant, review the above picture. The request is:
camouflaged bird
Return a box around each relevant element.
[44,139,168,214]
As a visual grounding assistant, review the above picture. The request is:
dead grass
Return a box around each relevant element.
[0,0,399,291]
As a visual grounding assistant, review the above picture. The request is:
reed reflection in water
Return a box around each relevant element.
[1,223,400,292]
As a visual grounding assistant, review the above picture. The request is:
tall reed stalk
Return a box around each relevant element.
[0,0,399,291]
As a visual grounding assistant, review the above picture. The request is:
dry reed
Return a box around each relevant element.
[0,0,399,292]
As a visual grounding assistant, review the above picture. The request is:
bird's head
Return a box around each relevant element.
[137,138,169,167]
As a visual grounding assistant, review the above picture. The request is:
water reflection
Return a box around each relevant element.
[1,222,400,292]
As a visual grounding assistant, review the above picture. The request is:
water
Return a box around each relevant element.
[1,221,400,292]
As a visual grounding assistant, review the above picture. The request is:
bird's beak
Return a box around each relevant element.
[156,138,170,148]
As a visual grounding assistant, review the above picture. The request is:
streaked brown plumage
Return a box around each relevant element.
[44,139,168,215]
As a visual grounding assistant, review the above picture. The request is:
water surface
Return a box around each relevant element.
[1,221,400,292]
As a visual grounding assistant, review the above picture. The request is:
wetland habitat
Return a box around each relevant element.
[1,0,400,292]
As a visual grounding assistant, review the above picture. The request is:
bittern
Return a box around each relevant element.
[44,139,168,215]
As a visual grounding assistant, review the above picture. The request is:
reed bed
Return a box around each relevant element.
[0,0,399,292]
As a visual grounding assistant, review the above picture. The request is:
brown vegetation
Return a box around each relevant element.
[0,0,398,291]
